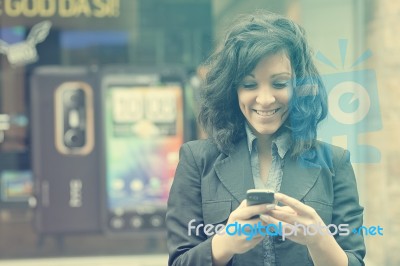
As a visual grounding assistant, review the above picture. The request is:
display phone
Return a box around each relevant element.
[30,66,102,234]
[246,189,276,206]
[101,69,185,233]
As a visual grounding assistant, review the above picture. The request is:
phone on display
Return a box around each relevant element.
[100,69,185,233]
[246,189,276,206]
[30,66,102,234]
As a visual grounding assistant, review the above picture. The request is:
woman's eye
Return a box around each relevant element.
[273,82,289,89]
[242,83,257,89]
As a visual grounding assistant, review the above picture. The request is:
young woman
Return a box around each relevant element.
[166,11,365,266]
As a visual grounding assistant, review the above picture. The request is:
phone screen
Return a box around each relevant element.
[104,85,184,231]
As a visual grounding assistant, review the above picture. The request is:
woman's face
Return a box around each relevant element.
[237,52,292,138]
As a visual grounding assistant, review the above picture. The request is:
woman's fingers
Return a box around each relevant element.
[232,202,275,221]
[274,193,306,213]
[274,193,317,217]
[274,205,296,214]
[268,209,307,225]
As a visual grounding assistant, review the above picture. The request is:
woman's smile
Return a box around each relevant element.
[253,108,281,117]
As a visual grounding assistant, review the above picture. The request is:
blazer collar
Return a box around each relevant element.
[279,153,321,203]
[214,138,254,204]
[214,138,321,203]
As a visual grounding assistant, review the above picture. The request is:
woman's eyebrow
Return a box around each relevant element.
[245,72,292,79]
[271,72,292,78]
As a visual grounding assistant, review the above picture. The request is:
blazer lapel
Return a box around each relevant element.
[214,138,321,204]
[280,154,321,202]
[214,138,255,204]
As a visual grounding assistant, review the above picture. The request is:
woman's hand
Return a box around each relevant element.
[260,193,349,266]
[211,200,275,265]
[260,193,327,246]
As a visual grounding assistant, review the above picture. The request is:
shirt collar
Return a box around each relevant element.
[245,123,291,159]
[245,123,257,153]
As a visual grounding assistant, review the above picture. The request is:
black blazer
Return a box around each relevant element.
[166,138,365,266]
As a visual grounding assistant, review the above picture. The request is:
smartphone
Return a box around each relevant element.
[100,69,185,234]
[246,189,276,206]
[30,66,102,234]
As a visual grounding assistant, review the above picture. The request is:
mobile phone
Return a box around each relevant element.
[100,69,185,234]
[246,189,276,206]
[30,66,102,234]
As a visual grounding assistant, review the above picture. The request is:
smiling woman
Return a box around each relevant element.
[166,10,365,266]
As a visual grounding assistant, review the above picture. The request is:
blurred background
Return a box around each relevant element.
[0,0,398,265]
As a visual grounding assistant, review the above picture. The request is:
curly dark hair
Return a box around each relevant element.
[198,11,328,157]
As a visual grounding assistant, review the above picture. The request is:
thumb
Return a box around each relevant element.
[237,199,247,209]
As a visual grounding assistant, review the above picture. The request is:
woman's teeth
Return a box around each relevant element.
[255,109,279,116]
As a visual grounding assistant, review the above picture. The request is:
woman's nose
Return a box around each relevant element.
[255,86,276,106]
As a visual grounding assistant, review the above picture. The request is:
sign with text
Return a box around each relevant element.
[0,0,120,18]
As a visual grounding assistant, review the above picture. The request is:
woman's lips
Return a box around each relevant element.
[254,108,280,117]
